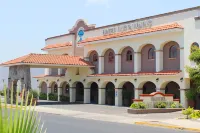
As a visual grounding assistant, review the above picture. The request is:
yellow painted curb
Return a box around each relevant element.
[1,105,24,109]
[135,121,200,132]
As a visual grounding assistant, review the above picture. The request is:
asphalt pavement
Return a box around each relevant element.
[39,112,192,133]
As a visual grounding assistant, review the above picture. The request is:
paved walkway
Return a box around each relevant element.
[36,104,200,129]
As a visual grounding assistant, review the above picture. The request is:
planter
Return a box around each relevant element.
[188,100,195,108]
[127,108,183,114]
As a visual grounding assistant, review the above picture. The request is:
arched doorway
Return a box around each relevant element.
[165,81,180,99]
[51,82,58,94]
[61,82,70,102]
[143,82,156,94]
[76,82,84,102]
[90,82,98,104]
[122,82,134,107]
[106,82,115,105]
[41,82,47,94]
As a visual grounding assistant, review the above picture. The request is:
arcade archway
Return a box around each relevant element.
[122,82,135,107]
[90,82,98,104]
[143,81,156,94]
[105,82,115,105]
[76,82,84,102]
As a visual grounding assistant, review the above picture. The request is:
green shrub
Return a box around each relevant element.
[178,103,183,108]
[170,102,177,108]
[190,110,200,119]
[130,102,147,109]
[155,102,167,108]
[0,90,3,96]
[39,92,47,100]
[0,85,46,132]
[182,106,194,119]
[28,89,39,99]
[48,93,58,101]
[60,95,69,102]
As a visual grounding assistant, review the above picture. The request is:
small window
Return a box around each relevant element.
[93,54,98,62]
[54,84,58,93]
[108,52,114,62]
[148,48,155,59]
[126,50,132,61]
[191,42,199,53]
[169,45,177,58]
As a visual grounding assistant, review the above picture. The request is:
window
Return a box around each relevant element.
[93,54,98,62]
[191,42,199,53]
[108,52,114,62]
[126,50,132,61]
[148,48,155,59]
[54,84,58,93]
[169,45,177,58]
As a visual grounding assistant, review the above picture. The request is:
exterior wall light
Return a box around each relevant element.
[83,79,86,82]
[156,78,159,82]
[69,79,72,82]
[57,79,59,82]
[46,79,48,82]
[98,79,100,82]
[134,78,137,82]
[8,78,11,80]
[115,79,117,82]
[37,80,39,82]
[180,77,183,82]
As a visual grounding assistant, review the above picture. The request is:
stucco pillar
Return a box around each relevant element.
[47,87,50,101]
[135,88,143,99]
[84,88,90,104]
[45,68,50,75]
[58,87,61,102]
[58,69,61,75]
[180,48,184,71]
[115,88,122,106]
[155,50,163,72]
[134,52,141,73]
[180,89,188,108]
[98,56,104,74]
[70,87,76,103]
[98,88,105,105]
[115,55,121,73]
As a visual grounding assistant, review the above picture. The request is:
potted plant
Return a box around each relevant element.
[185,89,197,108]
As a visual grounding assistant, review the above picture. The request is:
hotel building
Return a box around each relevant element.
[2,6,200,108]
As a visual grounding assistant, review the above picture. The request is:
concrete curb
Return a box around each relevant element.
[135,121,200,132]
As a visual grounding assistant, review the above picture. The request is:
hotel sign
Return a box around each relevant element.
[103,19,153,35]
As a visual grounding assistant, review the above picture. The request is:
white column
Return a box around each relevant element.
[98,56,104,74]
[58,87,61,101]
[135,88,143,99]
[155,50,163,72]
[180,89,188,108]
[70,88,76,103]
[98,88,105,105]
[84,88,91,104]
[47,87,50,101]
[180,48,184,71]
[45,68,50,75]
[58,69,61,75]
[115,55,121,73]
[134,52,141,73]
[115,88,122,106]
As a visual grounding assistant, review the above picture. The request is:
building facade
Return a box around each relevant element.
[2,6,200,108]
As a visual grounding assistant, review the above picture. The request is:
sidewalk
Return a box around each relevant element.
[34,106,200,131]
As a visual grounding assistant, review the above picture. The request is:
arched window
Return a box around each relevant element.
[54,84,58,93]
[93,54,98,62]
[148,48,155,59]
[126,50,132,61]
[169,45,177,58]
[191,42,199,53]
[108,52,114,62]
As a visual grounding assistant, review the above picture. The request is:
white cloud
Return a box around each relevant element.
[85,0,110,8]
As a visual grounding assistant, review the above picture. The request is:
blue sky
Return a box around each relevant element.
[0,0,200,63]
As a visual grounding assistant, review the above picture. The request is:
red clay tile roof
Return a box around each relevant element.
[88,70,181,77]
[41,42,72,50]
[1,53,94,67]
[78,23,183,44]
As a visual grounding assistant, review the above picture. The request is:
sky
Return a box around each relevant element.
[0,0,200,63]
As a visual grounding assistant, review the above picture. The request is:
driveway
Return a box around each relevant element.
[39,103,184,120]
